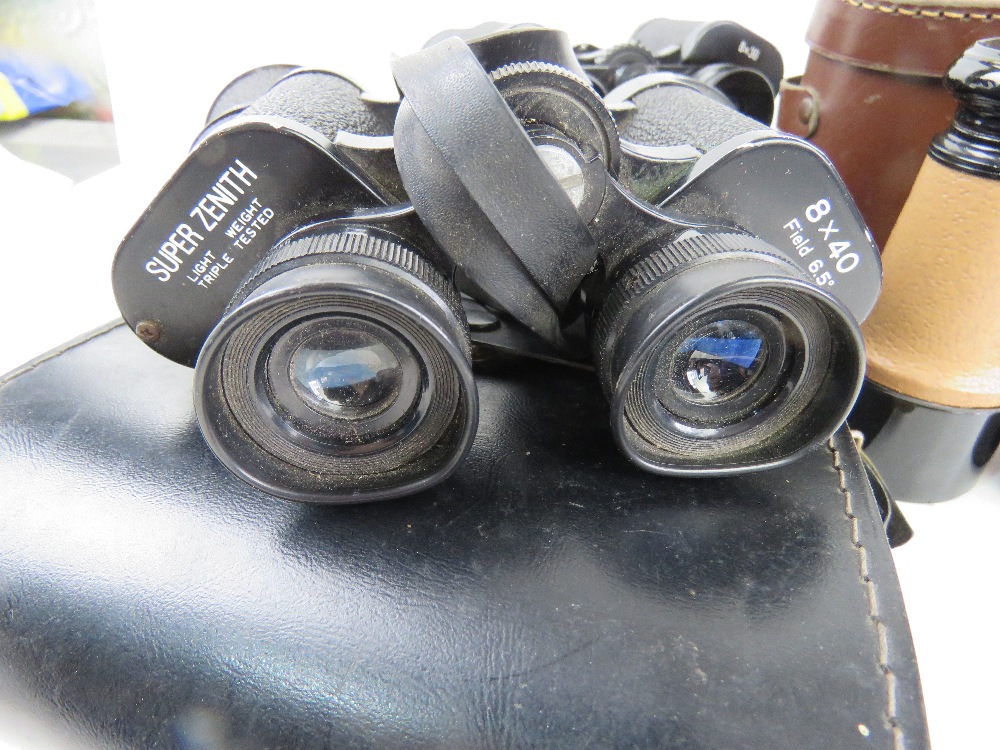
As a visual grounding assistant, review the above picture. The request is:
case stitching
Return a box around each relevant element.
[842,0,1000,21]
[829,438,903,750]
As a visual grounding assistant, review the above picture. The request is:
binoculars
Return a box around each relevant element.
[111,20,880,503]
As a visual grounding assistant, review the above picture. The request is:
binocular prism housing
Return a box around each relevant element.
[112,20,880,503]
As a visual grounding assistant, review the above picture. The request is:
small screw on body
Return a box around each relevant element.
[135,320,163,344]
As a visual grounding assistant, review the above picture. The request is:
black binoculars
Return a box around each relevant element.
[112,19,881,503]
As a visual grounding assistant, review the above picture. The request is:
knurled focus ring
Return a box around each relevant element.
[490,60,621,173]
[231,227,469,356]
[593,232,785,377]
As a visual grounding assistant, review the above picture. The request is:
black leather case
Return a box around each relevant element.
[0,322,929,749]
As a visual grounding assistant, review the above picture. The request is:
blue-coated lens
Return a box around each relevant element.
[672,320,768,403]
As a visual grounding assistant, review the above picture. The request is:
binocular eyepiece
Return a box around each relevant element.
[112,19,880,503]
[194,226,478,502]
[592,232,864,476]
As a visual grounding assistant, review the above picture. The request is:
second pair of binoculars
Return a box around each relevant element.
[112,20,881,503]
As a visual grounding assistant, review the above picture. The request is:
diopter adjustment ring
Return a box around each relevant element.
[489,60,621,174]
[594,232,786,356]
[231,227,469,356]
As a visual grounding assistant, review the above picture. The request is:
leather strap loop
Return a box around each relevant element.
[777,77,820,138]
[391,38,599,310]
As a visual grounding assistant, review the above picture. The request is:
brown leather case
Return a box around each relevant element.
[777,0,1000,248]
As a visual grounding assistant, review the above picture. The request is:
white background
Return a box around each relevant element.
[1,1,997,748]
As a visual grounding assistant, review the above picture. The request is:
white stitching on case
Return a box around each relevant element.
[829,438,904,750]
[841,0,1000,21]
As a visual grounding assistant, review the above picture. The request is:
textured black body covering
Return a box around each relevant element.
[0,323,927,749]
[620,85,756,152]
[243,70,395,141]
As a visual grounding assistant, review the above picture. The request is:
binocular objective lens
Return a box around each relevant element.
[194,228,478,503]
[593,233,866,475]
[262,314,428,451]
[664,319,768,405]
[290,328,407,418]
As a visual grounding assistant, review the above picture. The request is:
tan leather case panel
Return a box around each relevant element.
[862,157,1000,407]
